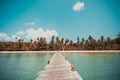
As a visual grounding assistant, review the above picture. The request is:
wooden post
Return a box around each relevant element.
[48,60,50,64]
[65,57,67,60]
[71,64,74,71]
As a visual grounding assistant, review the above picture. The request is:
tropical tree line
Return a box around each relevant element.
[0,33,120,51]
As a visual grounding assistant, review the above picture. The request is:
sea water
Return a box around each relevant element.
[0,52,120,80]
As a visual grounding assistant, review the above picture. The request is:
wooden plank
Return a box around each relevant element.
[36,52,83,80]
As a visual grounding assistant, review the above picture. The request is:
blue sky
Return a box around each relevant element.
[0,0,120,41]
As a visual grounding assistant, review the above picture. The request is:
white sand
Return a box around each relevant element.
[0,50,120,53]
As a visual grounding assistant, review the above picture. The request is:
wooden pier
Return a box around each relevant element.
[36,52,83,80]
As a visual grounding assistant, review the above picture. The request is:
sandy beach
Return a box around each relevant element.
[0,50,120,54]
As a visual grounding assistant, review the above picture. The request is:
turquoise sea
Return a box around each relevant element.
[0,52,120,80]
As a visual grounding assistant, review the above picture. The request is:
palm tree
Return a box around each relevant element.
[88,35,94,49]
[107,37,111,43]
[88,35,93,41]
[85,40,89,50]
[100,36,105,50]
[81,38,84,45]
[18,39,21,43]
[100,36,104,42]
[56,36,60,44]
[106,37,111,50]
[77,36,80,44]
[69,40,73,45]
[68,40,73,50]
[117,32,120,38]
[55,36,60,50]
[65,39,69,45]
[40,38,44,44]
[61,38,64,44]
[30,39,33,43]
[50,36,55,50]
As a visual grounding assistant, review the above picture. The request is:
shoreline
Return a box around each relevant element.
[0,50,120,54]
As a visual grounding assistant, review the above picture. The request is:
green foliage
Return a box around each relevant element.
[0,33,120,51]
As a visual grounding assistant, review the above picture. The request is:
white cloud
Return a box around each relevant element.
[0,28,58,42]
[24,28,58,40]
[25,22,35,26]
[16,31,24,35]
[0,32,11,41]
[73,1,85,12]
